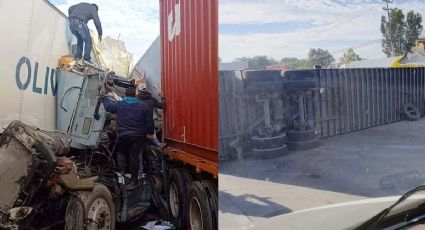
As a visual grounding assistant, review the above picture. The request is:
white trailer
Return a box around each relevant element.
[0,0,73,131]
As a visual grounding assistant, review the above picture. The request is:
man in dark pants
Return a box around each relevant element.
[102,87,153,186]
[68,3,102,63]
[137,83,165,145]
[136,83,165,176]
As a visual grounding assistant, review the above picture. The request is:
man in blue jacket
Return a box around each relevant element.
[102,87,153,185]
[68,2,103,63]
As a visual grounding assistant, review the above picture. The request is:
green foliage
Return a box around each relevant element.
[308,48,334,67]
[381,8,423,56]
[235,55,277,69]
[341,48,362,64]
[280,57,311,69]
[405,11,423,53]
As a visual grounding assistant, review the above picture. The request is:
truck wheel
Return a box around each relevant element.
[187,181,217,230]
[250,132,288,149]
[287,137,320,151]
[65,183,116,230]
[202,180,218,230]
[287,129,318,142]
[249,144,289,159]
[168,168,192,229]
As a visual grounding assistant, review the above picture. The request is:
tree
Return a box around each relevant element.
[341,48,362,64]
[381,8,423,56]
[235,55,277,69]
[297,59,313,69]
[381,8,405,56]
[308,48,334,67]
[280,57,312,69]
[405,11,423,53]
[280,57,300,69]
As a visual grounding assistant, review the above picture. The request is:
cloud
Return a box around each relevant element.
[54,0,160,63]
[219,0,425,62]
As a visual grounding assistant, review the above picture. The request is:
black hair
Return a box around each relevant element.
[125,87,136,97]
[92,4,99,11]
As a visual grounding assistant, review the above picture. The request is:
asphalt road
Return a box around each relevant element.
[219,119,425,229]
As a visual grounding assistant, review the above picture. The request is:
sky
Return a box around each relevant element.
[50,0,425,64]
[219,0,425,62]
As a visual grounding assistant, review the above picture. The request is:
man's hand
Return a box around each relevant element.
[98,35,102,43]
[147,134,153,140]
[158,91,164,98]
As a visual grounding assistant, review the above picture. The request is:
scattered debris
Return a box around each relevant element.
[141,220,175,230]
[9,207,32,221]
[58,56,103,76]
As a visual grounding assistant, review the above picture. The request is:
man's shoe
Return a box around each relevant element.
[84,59,93,64]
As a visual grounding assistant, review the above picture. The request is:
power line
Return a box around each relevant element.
[293,4,376,43]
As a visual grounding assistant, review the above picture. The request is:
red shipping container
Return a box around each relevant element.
[160,0,218,168]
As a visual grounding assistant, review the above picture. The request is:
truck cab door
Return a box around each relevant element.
[56,71,106,149]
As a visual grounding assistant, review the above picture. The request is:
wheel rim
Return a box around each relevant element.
[169,182,180,217]
[86,197,112,230]
[189,196,203,230]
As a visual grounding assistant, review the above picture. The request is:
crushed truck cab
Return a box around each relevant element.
[0,63,162,230]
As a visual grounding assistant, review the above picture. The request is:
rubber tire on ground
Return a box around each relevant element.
[168,168,193,230]
[249,144,289,160]
[250,132,288,149]
[401,103,421,121]
[187,181,217,230]
[287,137,320,151]
[65,183,116,230]
[287,129,318,142]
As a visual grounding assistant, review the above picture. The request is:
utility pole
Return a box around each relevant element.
[383,0,395,55]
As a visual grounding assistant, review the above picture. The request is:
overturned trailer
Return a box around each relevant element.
[219,67,425,160]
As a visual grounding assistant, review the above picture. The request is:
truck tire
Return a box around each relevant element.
[202,180,218,230]
[249,144,289,159]
[250,132,288,149]
[287,137,320,151]
[65,183,116,230]
[401,103,421,121]
[187,181,217,230]
[287,129,318,142]
[168,168,192,229]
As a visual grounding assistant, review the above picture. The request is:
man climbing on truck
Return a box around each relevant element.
[102,87,154,187]
[68,2,102,63]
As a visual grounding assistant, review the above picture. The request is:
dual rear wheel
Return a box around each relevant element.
[168,168,217,230]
